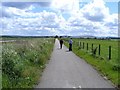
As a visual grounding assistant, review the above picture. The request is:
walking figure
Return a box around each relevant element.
[69,38,73,51]
[59,37,63,49]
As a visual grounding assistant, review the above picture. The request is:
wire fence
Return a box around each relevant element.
[76,41,113,60]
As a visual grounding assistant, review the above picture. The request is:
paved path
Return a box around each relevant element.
[36,39,115,88]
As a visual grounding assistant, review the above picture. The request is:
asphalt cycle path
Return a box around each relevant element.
[36,39,115,89]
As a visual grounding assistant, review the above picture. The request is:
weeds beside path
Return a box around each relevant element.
[2,38,54,88]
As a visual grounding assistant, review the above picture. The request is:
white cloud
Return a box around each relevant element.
[66,0,118,37]
[51,0,79,14]
[1,6,67,36]
[40,11,60,28]
[81,0,110,22]
[1,0,118,37]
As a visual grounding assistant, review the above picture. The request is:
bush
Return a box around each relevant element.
[2,47,22,80]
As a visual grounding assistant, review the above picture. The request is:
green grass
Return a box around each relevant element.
[0,44,2,89]
[2,38,54,88]
[64,38,119,88]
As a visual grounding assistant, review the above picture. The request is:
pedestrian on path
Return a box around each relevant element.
[59,37,63,49]
[69,38,73,51]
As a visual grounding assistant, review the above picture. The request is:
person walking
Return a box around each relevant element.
[69,38,73,51]
[59,37,63,49]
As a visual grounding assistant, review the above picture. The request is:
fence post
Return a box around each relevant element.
[80,42,81,48]
[87,43,88,50]
[98,44,100,55]
[83,42,84,49]
[109,46,111,60]
[92,43,93,51]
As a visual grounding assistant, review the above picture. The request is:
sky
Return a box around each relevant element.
[0,0,119,37]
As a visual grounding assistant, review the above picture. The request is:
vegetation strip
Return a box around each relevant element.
[2,38,54,88]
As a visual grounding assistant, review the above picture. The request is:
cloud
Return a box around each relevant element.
[2,2,30,9]
[2,2,51,9]
[67,0,118,37]
[81,0,110,22]
[1,0,118,37]
[0,5,13,18]
[40,11,60,28]
[51,0,79,14]
[1,5,41,18]
[1,8,67,36]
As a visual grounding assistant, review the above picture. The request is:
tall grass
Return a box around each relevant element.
[0,43,2,90]
[64,38,119,88]
[2,38,54,88]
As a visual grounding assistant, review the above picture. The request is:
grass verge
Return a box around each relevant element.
[2,38,54,88]
[64,38,119,88]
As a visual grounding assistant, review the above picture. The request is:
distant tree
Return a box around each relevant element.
[60,36,62,38]
[55,35,58,38]
[94,37,97,39]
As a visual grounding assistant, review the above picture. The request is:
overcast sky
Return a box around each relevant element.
[1,0,119,37]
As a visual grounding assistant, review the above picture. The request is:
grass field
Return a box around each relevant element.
[64,38,120,88]
[1,38,54,88]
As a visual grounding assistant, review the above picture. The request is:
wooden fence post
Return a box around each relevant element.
[87,43,88,50]
[92,43,93,51]
[98,44,100,55]
[80,42,81,48]
[109,46,111,60]
[83,42,84,49]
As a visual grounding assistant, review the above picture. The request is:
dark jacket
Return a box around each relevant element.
[60,39,63,44]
